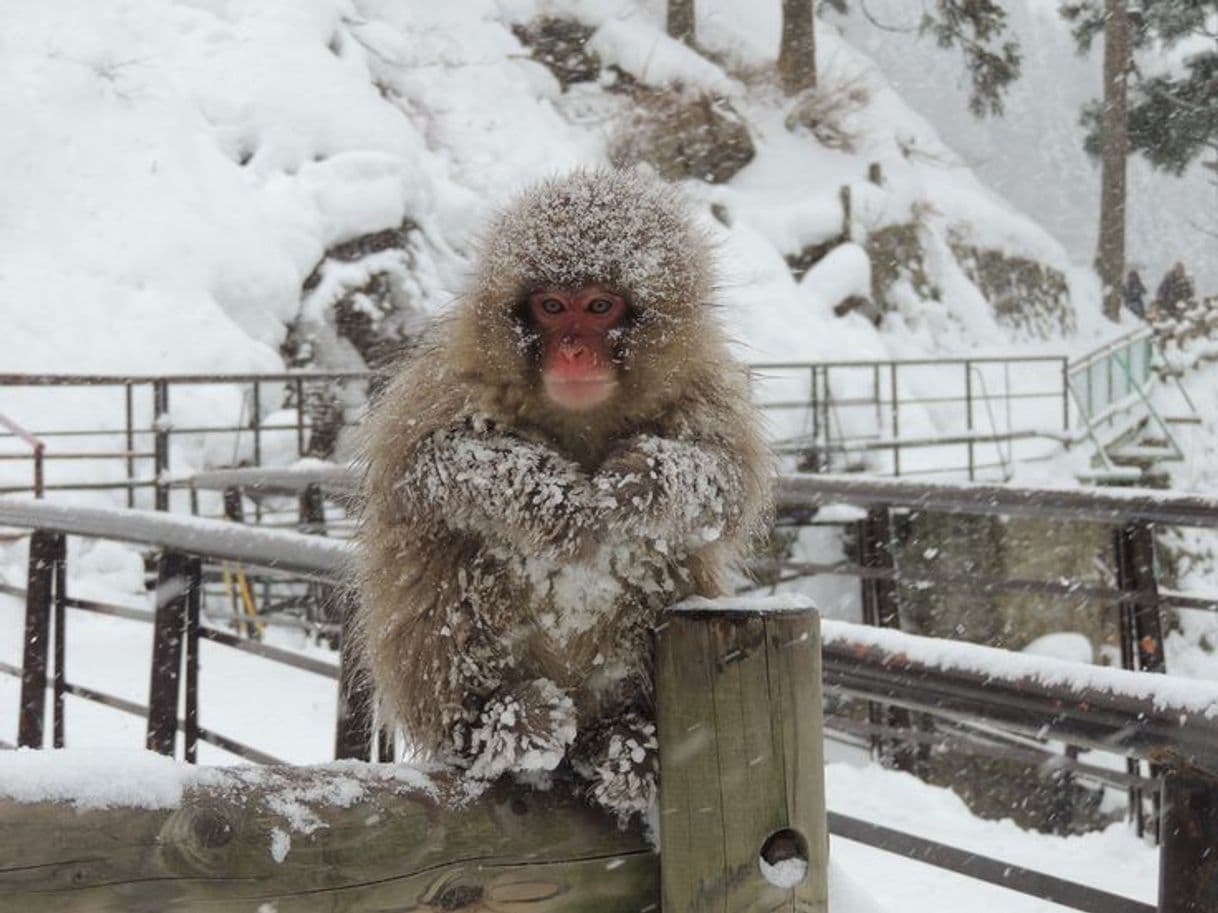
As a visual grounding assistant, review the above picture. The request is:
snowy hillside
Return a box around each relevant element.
[0,0,1117,390]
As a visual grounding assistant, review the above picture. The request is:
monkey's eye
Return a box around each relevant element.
[587,298,614,315]
[540,298,565,315]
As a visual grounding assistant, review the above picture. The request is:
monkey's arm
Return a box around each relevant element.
[595,435,745,547]
[395,420,601,558]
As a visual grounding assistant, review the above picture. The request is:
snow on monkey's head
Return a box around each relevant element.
[454,168,722,422]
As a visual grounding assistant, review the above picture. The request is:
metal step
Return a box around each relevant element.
[1107,444,1182,465]
[1075,466,1145,485]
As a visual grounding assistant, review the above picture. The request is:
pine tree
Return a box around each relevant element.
[1096,0,1131,322]
[1063,1,1218,176]
[828,1,1021,116]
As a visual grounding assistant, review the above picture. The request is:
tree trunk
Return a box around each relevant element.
[778,0,817,95]
[667,0,695,46]
[1096,0,1130,323]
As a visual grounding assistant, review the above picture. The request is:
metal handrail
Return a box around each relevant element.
[2,486,1214,765]
[0,496,348,577]
[0,412,46,498]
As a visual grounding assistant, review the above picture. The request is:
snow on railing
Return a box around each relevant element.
[0,496,349,577]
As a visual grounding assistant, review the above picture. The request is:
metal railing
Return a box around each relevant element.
[754,354,1071,480]
[0,338,1183,505]
[0,370,370,507]
[2,481,1214,911]
[0,412,45,498]
[0,356,1076,508]
[1067,328,1156,423]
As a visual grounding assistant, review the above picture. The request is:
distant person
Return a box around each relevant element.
[1152,261,1196,321]
[1122,269,1146,319]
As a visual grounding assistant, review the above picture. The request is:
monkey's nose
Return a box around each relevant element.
[558,338,589,362]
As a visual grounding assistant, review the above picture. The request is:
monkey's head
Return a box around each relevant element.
[453,169,719,435]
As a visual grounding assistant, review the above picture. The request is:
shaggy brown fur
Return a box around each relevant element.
[352,169,771,812]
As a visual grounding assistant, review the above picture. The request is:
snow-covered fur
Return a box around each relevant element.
[352,169,771,815]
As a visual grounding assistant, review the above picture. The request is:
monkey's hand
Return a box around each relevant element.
[396,419,603,559]
[573,711,659,819]
[595,435,743,548]
[465,679,577,781]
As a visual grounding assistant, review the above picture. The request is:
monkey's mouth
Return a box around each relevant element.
[543,376,618,412]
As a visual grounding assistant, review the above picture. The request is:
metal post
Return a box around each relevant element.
[860,507,900,630]
[858,507,916,772]
[222,486,245,523]
[33,444,45,500]
[964,361,975,481]
[52,535,67,748]
[872,363,881,437]
[809,366,819,465]
[153,379,170,512]
[251,380,262,525]
[1158,772,1218,913]
[299,483,326,536]
[890,362,900,476]
[1113,519,1165,837]
[184,556,202,764]
[251,380,262,468]
[1114,521,1165,673]
[295,377,306,457]
[1061,358,1071,430]
[147,550,190,757]
[125,381,135,508]
[1086,362,1094,421]
[18,530,58,748]
[335,592,373,761]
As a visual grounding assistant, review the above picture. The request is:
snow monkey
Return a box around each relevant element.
[352,168,771,816]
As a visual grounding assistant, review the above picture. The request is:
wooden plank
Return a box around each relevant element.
[0,766,656,912]
[656,600,828,913]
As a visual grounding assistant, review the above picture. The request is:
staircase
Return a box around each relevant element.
[1066,328,1197,486]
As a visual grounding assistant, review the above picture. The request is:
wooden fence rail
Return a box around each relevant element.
[1,599,828,913]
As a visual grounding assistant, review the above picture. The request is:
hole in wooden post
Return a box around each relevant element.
[759,827,809,888]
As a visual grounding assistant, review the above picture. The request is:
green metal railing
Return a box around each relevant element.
[1066,329,1156,424]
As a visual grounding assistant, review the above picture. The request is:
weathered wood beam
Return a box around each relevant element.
[0,765,655,912]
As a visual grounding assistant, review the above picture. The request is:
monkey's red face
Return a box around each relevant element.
[527,285,629,413]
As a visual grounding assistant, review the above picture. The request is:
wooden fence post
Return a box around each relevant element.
[656,598,828,913]
[146,550,191,757]
[1159,771,1218,913]
[18,530,61,748]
